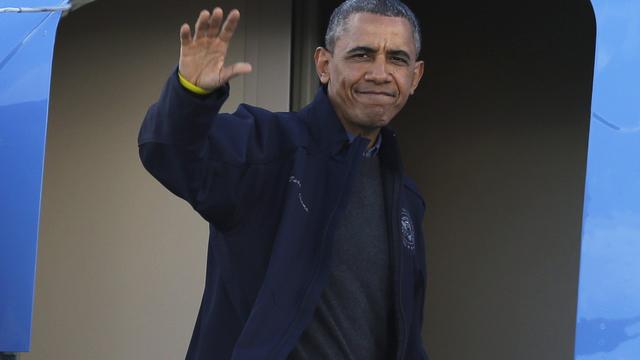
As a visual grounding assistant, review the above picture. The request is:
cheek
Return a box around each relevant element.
[396,72,415,92]
[337,65,366,86]
[336,77,358,103]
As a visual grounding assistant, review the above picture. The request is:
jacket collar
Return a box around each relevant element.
[300,86,350,156]
[378,126,404,173]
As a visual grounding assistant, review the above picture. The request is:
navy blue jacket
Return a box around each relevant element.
[138,70,429,359]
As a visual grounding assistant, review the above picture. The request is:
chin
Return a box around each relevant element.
[356,117,391,130]
[364,111,395,127]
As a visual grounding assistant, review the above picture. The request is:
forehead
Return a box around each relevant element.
[336,12,416,54]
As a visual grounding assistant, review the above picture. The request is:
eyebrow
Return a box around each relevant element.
[345,46,377,55]
[388,50,411,60]
[345,46,412,60]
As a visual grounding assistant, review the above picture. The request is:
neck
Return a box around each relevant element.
[341,121,381,149]
[362,130,381,149]
[333,109,381,149]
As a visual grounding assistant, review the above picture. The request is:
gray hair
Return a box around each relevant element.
[325,0,422,57]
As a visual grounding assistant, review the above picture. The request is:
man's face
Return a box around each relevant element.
[315,12,424,136]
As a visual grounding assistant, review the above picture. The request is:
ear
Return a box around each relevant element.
[314,47,332,84]
[410,60,425,95]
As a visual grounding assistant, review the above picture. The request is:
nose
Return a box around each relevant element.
[364,55,392,84]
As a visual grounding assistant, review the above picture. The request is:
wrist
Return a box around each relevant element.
[178,72,213,95]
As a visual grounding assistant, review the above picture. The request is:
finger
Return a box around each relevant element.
[220,62,253,83]
[180,23,192,46]
[207,7,223,38]
[193,9,210,40]
[219,9,240,42]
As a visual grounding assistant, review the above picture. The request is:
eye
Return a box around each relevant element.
[349,52,371,60]
[390,56,409,65]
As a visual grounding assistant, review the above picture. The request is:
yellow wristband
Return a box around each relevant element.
[178,72,213,95]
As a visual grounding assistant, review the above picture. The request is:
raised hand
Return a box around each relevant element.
[179,7,252,92]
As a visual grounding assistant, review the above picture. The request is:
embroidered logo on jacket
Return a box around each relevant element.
[289,176,309,213]
[400,208,416,252]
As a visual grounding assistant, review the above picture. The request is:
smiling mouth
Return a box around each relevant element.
[355,90,396,97]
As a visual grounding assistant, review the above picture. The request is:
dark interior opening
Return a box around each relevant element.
[295,1,596,359]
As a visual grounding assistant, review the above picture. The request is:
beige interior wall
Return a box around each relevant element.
[24,0,290,359]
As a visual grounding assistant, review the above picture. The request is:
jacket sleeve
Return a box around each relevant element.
[138,69,290,230]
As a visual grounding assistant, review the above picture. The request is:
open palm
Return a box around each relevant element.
[179,7,252,92]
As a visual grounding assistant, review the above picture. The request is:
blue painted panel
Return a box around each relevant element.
[0,1,66,352]
[575,1,640,358]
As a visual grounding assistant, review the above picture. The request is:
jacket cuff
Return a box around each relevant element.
[138,68,230,145]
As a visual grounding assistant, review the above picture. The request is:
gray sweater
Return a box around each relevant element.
[288,155,392,359]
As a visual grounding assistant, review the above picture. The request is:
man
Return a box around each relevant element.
[138,0,427,359]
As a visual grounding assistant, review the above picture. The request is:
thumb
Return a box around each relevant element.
[220,62,253,83]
